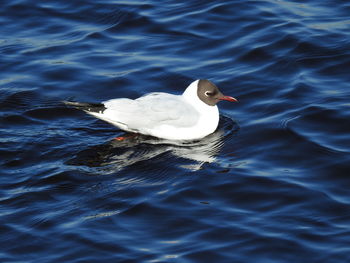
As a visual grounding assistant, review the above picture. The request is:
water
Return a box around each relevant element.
[1,0,350,262]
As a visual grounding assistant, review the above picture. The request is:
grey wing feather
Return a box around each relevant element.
[101,93,199,131]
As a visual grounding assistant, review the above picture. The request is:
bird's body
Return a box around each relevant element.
[65,79,236,141]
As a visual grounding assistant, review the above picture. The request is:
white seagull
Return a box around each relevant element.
[64,79,237,140]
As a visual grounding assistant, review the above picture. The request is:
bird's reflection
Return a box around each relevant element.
[67,117,238,173]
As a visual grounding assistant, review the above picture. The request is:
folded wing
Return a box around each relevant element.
[100,93,199,132]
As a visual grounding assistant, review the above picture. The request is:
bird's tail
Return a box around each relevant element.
[63,101,106,114]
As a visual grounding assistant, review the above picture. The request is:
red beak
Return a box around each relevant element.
[219,95,238,102]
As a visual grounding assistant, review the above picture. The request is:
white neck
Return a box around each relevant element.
[182,80,219,137]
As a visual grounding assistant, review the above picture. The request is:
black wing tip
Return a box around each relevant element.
[63,101,106,113]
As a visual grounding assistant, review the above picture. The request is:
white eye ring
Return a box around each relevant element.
[205,91,212,97]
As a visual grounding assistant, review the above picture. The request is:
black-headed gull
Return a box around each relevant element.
[64,79,237,140]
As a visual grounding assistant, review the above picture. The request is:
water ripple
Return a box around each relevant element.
[1,0,350,262]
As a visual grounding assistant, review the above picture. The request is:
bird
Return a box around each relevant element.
[64,79,237,141]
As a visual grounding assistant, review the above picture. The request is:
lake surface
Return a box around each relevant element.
[1,0,350,262]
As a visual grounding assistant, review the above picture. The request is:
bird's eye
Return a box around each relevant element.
[205,91,213,97]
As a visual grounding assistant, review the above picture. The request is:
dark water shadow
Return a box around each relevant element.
[66,116,239,174]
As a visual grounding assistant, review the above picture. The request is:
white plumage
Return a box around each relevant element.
[65,79,237,141]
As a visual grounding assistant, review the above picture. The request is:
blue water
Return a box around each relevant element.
[1,0,350,262]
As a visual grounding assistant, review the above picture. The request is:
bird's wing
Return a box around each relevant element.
[102,93,199,131]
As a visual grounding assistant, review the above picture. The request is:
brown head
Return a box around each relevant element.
[197,79,237,106]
